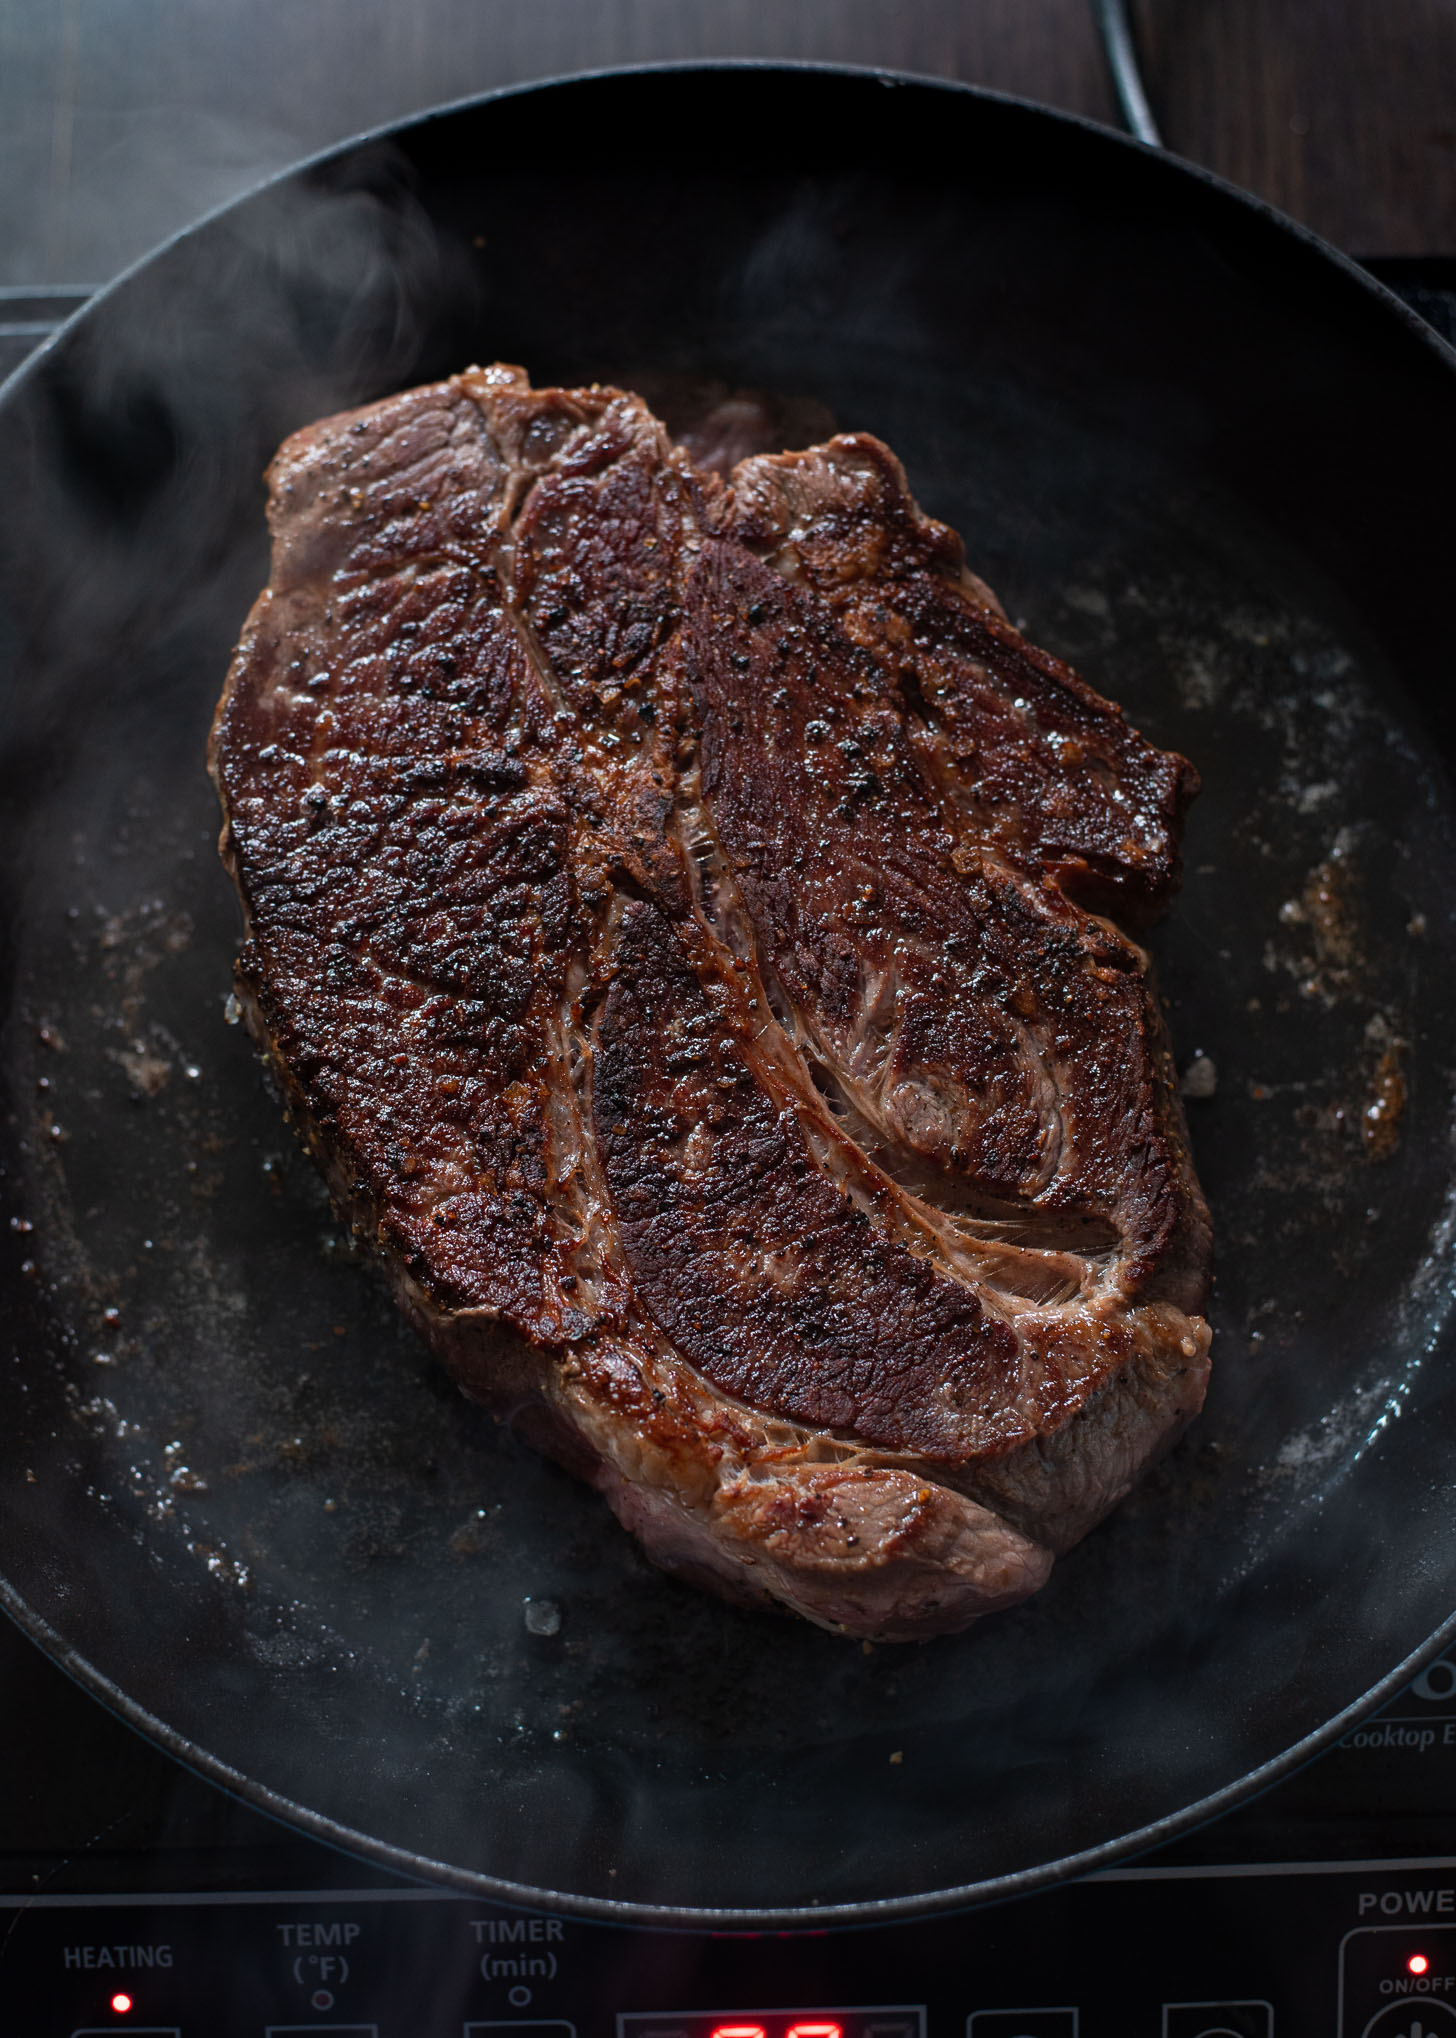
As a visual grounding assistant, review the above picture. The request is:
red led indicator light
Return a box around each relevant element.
[1411,1955,1431,1974]
[110,1995,133,2015]
[786,2026,843,2038]
[711,2027,767,2038]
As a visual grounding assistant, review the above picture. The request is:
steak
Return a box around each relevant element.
[210,366,1212,1641]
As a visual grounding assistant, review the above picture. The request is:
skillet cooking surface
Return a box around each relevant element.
[3,67,1456,1925]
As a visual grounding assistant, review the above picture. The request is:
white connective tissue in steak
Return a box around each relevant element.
[209,364,1212,1642]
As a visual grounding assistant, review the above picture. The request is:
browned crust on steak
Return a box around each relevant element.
[209,366,1212,1641]
[729,433,1199,932]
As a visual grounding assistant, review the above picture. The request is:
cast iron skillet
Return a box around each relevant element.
[2,64,1456,1928]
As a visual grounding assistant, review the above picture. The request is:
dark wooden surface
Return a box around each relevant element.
[1133,0,1456,256]
[0,0,1452,290]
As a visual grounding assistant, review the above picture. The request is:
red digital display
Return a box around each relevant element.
[629,2006,916,2038]
[710,2022,842,2038]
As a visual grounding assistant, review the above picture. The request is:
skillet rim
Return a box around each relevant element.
[2,56,1452,411]
[3,56,1456,1928]
[6,1574,1456,1929]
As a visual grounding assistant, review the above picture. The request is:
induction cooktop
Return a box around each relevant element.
[3,1598,1456,2037]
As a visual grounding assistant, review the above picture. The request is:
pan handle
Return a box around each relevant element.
[1092,0,1163,146]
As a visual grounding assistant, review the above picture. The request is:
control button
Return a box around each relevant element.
[1163,2006,1273,2038]
[968,2013,1078,2038]
[1359,2006,1456,2037]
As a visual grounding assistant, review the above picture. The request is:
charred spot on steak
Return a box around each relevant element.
[209,365,1211,1643]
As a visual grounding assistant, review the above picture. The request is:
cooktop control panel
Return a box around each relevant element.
[6,1859,1456,2037]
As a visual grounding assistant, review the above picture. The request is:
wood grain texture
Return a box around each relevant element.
[1133,0,1456,254]
[0,0,1118,286]
[0,0,1450,289]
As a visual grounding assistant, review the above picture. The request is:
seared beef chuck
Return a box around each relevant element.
[210,366,1211,1641]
